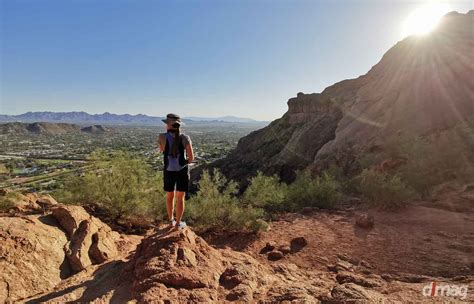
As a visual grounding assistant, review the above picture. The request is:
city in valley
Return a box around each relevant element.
[0,121,266,192]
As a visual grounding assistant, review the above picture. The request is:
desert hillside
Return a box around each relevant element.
[204,11,474,184]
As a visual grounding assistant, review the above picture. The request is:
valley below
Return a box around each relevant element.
[0,121,264,192]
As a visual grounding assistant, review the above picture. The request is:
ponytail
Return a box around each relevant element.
[170,123,181,158]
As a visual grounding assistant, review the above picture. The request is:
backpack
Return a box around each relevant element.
[163,133,188,170]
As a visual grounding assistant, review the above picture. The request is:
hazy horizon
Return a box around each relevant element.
[1,0,472,120]
[0,110,269,122]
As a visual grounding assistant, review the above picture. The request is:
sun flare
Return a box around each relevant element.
[401,2,451,38]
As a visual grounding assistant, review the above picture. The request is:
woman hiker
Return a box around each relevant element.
[158,113,194,229]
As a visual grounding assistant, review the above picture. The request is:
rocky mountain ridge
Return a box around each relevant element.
[206,11,474,184]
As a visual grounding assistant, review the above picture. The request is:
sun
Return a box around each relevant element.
[401,2,451,38]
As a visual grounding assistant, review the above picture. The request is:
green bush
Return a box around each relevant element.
[383,131,474,196]
[354,168,416,209]
[0,191,21,211]
[286,170,341,210]
[243,171,287,212]
[187,169,266,232]
[390,136,445,196]
[57,150,166,221]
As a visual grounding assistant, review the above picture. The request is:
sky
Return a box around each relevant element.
[0,0,472,120]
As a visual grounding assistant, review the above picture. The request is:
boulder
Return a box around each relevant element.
[0,215,69,302]
[260,240,277,254]
[290,236,308,252]
[51,205,119,272]
[268,250,284,261]
[36,194,59,209]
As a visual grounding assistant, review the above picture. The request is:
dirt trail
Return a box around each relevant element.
[207,205,474,278]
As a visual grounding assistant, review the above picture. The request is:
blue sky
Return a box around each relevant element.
[1,0,472,120]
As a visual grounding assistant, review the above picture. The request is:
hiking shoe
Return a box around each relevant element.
[176,221,187,229]
[169,219,176,228]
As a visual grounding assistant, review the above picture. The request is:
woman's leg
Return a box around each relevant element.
[166,191,175,221]
[175,191,185,224]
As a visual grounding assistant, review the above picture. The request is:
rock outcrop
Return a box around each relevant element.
[12,204,474,303]
[129,227,328,303]
[0,215,69,302]
[51,205,120,272]
[0,202,120,302]
[200,11,474,185]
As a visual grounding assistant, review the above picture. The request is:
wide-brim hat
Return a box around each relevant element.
[162,113,183,125]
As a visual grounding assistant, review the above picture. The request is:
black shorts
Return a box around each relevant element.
[163,167,189,192]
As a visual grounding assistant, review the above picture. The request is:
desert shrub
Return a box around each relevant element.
[0,191,21,211]
[243,171,287,212]
[58,150,166,221]
[187,169,266,232]
[286,170,341,210]
[354,169,416,209]
[390,136,444,196]
[383,131,474,196]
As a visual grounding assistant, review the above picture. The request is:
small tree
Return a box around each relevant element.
[59,150,166,221]
[286,170,341,210]
[187,169,266,232]
[354,168,416,209]
[243,171,287,212]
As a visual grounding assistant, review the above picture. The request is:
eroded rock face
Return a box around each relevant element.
[130,228,327,303]
[0,202,121,302]
[51,205,120,272]
[0,215,69,302]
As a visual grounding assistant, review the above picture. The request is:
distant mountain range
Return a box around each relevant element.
[0,112,267,126]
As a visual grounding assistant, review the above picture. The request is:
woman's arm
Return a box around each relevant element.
[186,141,194,163]
[158,134,165,152]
